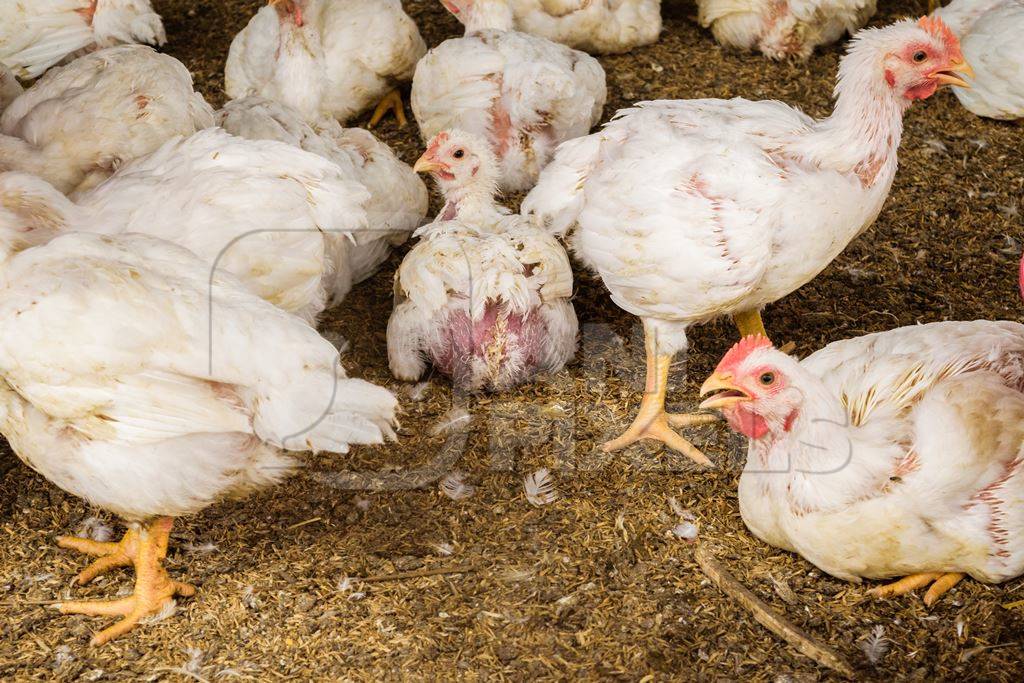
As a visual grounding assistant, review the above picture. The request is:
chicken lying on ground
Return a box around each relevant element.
[458,0,662,54]
[523,17,972,464]
[225,0,425,127]
[0,214,397,644]
[699,322,1024,605]
[0,127,373,324]
[0,46,214,195]
[217,97,428,277]
[412,0,605,192]
[0,0,165,79]
[697,0,877,60]
[933,0,1023,120]
[389,130,577,392]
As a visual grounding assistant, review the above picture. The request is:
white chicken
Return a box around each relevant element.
[0,203,397,644]
[0,127,373,324]
[216,96,428,279]
[699,321,1024,605]
[0,0,165,79]
[225,0,426,127]
[451,0,662,54]
[389,130,577,392]
[933,0,1023,119]
[523,17,972,464]
[0,46,215,195]
[697,0,877,60]
[412,0,606,192]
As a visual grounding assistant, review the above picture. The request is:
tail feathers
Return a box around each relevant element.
[521,133,602,238]
[276,377,398,454]
[3,25,94,78]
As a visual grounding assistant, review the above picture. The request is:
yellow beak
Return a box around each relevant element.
[698,373,751,411]
[413,153,442,174]
[934,58,975,89]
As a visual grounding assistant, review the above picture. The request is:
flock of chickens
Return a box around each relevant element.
[0,0,1021,649]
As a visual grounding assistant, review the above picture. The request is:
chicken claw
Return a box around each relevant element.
[368,89,408,128]
[869,572,965,606]
[57,528,139,585]
[56,517,195,645]
[603,410,718,467]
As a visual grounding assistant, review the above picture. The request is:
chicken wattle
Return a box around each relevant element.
[523,17,973,464]
[700,321,1024,605]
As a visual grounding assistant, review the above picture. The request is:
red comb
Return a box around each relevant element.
[917,16,962,59]
[425,131,450,156]
[717,335,773,373]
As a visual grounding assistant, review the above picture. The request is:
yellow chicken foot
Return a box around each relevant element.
[57,527,139,585]
[57,517,195,645]
[602,332,717,467]
[869,572,965,606]
[368,89,408,128]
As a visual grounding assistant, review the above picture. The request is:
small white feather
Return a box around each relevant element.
[440,471,475,501]
[524,468,559,506]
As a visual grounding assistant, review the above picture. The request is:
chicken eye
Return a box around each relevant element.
[912,50,927,63]
[452,149,465,159]
[759,372,776,386]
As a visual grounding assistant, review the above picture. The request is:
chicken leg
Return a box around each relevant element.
[869,572,965,606]
[602,327,717,466]
[368,89,408,128]
[733,309,768,338]
[57,517,195,645]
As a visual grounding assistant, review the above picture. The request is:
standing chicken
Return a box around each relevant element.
[225,0,426,127]
[0,46,214,195]
[697,0,877,60]
[217,96,428,280]
[0,219,397,644]
[454,0,662,54]
[1,126,373,324]
[523,18,972,464]
[699,322,1024,605]
[0,0,165,79]
[412,0,605,192]
[389,130,577,392]
[933,0,1023,120]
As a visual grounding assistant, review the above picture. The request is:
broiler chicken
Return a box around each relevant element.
[0,126,373,324]
[0,46,214,195]
[388,130,577,392]
[217,96,429,280]
[523,17,972,464]
[0,212,397,644]
[412,0,605,192]
[460,0,662,54]
[933,0,1023,120]
[225,0,426,127]
[697,0,877,60]
[0,0,165,79]
[699,322,1024,605]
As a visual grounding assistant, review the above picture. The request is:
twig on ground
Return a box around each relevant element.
[694,545,855,677]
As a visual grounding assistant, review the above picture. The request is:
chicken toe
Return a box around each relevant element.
[368,89,408,128]
[869,572,965,606]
